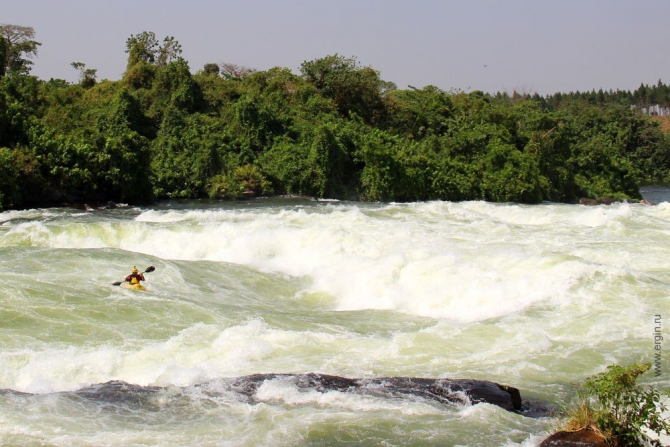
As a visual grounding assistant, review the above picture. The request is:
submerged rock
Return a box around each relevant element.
[596,197,621,205]
[209,373,524,412]
[2,373,554,416]
[579,197,625,206]
[74,380,164,406]
[580,197,654,206]
[579,198,599,206]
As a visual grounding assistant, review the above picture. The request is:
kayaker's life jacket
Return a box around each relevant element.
[125,273,145,283]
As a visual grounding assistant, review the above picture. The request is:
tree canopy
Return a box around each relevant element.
[0,26,668,211]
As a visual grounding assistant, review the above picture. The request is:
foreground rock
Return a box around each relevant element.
[540,427,608,446]
[2,373,553,416]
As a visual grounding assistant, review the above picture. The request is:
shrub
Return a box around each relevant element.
[234,164,273,196]
[207,165,272,199]
[0,147,19,210]
[564,363,670,446]
[207,173,243,199]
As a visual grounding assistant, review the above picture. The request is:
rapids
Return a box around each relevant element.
[1,190,669,446]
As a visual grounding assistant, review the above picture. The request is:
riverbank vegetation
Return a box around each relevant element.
[560,363,669,446]
[1,26,670,210]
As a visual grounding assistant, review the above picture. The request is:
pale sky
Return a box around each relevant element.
[4,0,669,95]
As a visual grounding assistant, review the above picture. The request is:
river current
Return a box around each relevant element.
[1,187,669,446]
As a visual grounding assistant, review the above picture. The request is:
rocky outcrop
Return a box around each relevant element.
[540,427,608,446]
[212,374,524,412]
[2,374,553,416]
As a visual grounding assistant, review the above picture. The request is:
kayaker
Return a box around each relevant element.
[125,267,145,285]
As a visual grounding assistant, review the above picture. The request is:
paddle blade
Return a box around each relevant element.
[145,266,155,273]
[112,281,122,286]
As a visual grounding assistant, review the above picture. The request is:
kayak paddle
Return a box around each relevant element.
[112,266,155,286]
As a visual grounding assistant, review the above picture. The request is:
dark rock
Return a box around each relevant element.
[596,197,621,205]
[203,373,524,411]
[579,197,624,206]
[2,374,549,415]
[579,198,599,206]
[519,397,557,418]
[74,380,163,404]
[540,428,608,447]
[65,202,92,211]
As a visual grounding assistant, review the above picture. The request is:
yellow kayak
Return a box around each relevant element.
[121,282,146,291]
[113,267,155,290]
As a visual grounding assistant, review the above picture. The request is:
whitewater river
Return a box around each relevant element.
[1,188,669,446]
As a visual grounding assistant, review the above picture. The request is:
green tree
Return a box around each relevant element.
[125,32,183,69]
[0,24,41,77]
[0,147,20,209]
[480,138,543,203]
[150,110,225,198]
[0,74,41,148]
[384,85,452,140]
[125,31,160,68]
[124,32,183,91]
[0,145,45,210]
[202,63,220,76]
[70,62,97,88]
[156,36,182,66]
[149,57,202,120]
[300,54,392,125]
[0,27,667,209]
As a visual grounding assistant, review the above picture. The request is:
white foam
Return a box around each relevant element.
[3,201,670,325]
[0,320,346,392]
[254,379,446,414]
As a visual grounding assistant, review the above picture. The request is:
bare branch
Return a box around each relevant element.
[219,62,256,80]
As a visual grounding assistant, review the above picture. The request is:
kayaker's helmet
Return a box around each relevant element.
[132,267,138,273]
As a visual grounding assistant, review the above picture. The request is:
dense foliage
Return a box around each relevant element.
[1,27,669,210]
[565,363,670,446]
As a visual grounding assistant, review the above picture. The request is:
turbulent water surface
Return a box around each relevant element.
[1,188,669,446]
